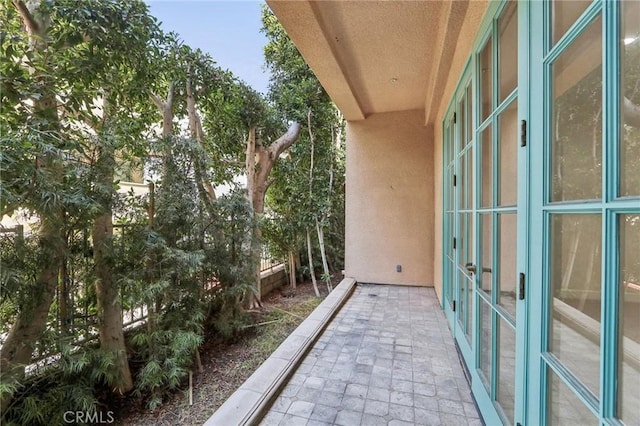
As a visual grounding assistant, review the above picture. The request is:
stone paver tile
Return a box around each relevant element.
[259,410,284,426]
[319,390,343,408]
[464,402,480,418]
[392,368,413,381]
[341,395,365,412]
[436,385,461,400]
[391,379,413,393]
[367,386,390,402]
[306,421,330,426]
[414,382,436,396]
[388,420,414,426]
[414,408,442,426]
[413,395,439,411]
[287,400,315,418]
[440,413,473,426]
[279,413,308,426]
[360,413,387,426]
[363,399,389,416]
[370,374,392,388]
[388,402,415,422]
[323,379,347,394]
[304,376,325,390]
[389,391,414,407]
[437,398,466,416]
[345,383,368,398]
[296,387,322,401]
[271,396,292,413]
[309,404,338,423]
[281,384,301,397]
[334,409,362,426]
[351,372,371,385]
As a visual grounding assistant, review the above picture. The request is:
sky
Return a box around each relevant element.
[145,1,271,95]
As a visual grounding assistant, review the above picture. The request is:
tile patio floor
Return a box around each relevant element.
[259,284,483,426]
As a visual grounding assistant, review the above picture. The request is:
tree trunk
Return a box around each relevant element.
[306,229,320,297]
[316,219,332,292]
[92,144,133,394]
[245,123,301,307]
[1,1,64,416]
[288,251,297,290]
[186,69,216,202]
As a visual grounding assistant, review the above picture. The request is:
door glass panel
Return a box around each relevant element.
[460,97,467,147]
[620,0,640,197]
[458,212,467,266]
[467,84,473,145]
[459,154,466,208]
[551,16,602,202]
[481,214,492,295]
[468,148,474,209]
[467,212,474,267]
[465,274,474,342]
[549,214,601,395]
[498,101,518,206]
[547,369,597,425]
[619,214,640,425]
[480,37,493,123]
[498,213,517,318]
[497,316,516,424]
[480,299,492,388]
[552,0,592,46]
[459,269,467,327]
[481,125,493,207]
[498,1,518,103]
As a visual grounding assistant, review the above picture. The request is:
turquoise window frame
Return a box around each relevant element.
[441,1,528,425]
[527,1,640,425]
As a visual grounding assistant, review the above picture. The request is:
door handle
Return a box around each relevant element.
[465,263,477,274]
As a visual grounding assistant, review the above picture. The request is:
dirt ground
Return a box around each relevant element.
[113,278,333,425]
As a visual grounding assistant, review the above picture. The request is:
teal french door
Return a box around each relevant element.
[443,2,525,425]
[527,1,640,425]
[444,0,640,425]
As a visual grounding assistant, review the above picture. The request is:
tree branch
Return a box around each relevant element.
[148,91,165,112]
[12,0,39,35]
[624,96,640,128]
[267,122,302,159]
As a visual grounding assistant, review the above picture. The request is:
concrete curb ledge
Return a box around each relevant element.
[203,277,357,426]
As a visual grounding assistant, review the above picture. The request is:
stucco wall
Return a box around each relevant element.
[433,1,489,303]
[345,110,433,286]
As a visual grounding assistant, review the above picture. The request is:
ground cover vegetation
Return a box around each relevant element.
[0,1,345,423]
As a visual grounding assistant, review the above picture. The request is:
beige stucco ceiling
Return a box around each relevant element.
[267,0,477,124]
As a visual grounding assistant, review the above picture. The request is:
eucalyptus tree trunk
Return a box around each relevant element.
[0,0,65,415]
[288,251,297,289]
[316,219,332,292]
[244,123,302,307]
[306,229,320,297]
[92,139,133,394]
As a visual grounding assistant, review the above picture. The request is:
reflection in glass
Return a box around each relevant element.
[498,316,516,424]
[458,213,466,267]
[547,368,597,425]
[481,126,493,207]
[464,272,474,344]
[499,214,517,318]
[467,212,474,267]
[480,300,492,389]
[618,214,640,425]
[460,96,466,147]
[550,214,601,395]
[551,16,602,202]
[481,37,493,123]
[620,0,640,196]
[481,214,492,295]
[498,101,518,206]
[498,1,518,103]
[459,269,467,331]
[552,0,591,46]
